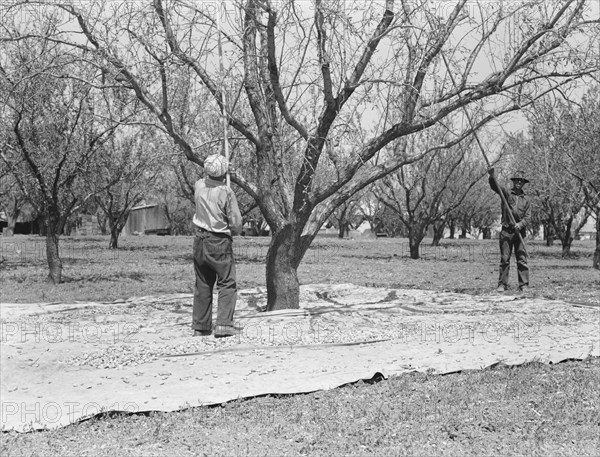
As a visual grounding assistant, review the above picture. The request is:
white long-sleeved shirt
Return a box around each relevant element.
[192,177,243,236]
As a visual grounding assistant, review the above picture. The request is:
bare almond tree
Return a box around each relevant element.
[3,0,598,306]
[378,135,485,259]
[0,39,125,283]
[447,180,499,241]
[91,130,160,249]
[512,93,598,258]
[515,86,600,263]
[560,87,600,268]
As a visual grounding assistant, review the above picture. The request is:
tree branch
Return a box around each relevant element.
[153,0,259,146]
[266,8,308,139]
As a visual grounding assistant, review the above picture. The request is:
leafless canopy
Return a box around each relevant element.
[2,0,598,306]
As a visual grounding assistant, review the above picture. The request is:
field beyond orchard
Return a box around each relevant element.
[1,234,599,456]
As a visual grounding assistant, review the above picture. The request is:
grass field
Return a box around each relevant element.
[1,234,599,456]
[1,234,598,304]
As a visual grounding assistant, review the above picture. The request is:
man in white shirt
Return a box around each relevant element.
[192,154,243,338]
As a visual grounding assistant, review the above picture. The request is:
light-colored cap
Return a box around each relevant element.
[204,154,228,178]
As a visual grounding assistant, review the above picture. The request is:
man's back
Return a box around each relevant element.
[193,177,243,236]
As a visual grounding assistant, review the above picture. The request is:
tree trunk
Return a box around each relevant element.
[45,220,62,284]
[97,211,108,235]
[109,228,119,249]
[5,220,15,237]
[544,223,554,246]
[63,218,74,236]
[408,230,424,260]
[459,227,467,239]
[5,212,19,236]
[448,220,456,239]
[561,217,574,258]
[338,222,349,239]
[594,212,599,270]
[409,240,420,259]
[337,206,348,239]
[108,214,127,249]
[561,238,573,257]
[431,221,445,246]
[482,227,491,239]
[265,226,300,311]
[3,198,20,237]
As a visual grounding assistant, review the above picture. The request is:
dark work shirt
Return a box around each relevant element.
[489,176,531,229]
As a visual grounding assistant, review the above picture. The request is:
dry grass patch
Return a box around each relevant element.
[1,359,598,456]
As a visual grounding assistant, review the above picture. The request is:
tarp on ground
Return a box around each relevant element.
[1,284,598,432]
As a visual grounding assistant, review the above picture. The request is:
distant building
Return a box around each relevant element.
[347,220,377,239]
[122,203,170,236]
[577,214,596,241]
[72,214,102,237]
[0,204,40,235]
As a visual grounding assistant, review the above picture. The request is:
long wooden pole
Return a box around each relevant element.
[441,53,528,257]
[217,2,230,188]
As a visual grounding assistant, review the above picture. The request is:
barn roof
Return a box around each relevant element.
[130,203,160,211]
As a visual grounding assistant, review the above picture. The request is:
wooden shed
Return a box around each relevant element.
[123,204,170,236]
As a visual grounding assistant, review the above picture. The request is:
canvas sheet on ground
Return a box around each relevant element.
[1,284,598,432]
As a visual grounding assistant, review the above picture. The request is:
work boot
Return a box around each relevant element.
[193,329,212,337]
[519,285,530,293]
[214,325,242,338]
[496,284,506,293]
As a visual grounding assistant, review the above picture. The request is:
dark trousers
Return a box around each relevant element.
[192,230,237,331]
[498,229,529,288]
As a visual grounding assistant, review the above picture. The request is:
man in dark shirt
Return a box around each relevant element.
[192,153,243,338]
[488,169,531,292]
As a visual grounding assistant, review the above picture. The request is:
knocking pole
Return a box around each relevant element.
[441,53,528,257]
[217,1,230,188]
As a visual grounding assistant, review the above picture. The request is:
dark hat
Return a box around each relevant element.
[510,170,530,184]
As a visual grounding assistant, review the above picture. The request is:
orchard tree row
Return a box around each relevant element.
[1,1,598,304]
